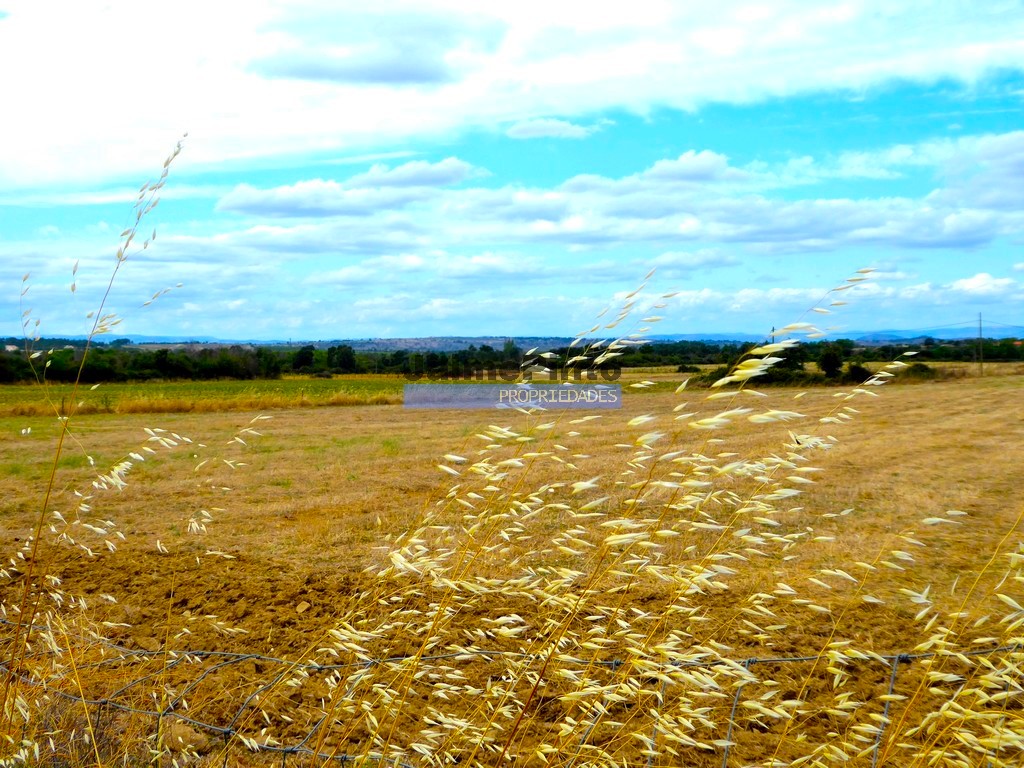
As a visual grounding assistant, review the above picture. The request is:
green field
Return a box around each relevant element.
[2,361,1020,418]
[0,372,669,416]
[0,375,406,416]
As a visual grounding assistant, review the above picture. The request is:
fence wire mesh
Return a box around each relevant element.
[2,614,1022,768]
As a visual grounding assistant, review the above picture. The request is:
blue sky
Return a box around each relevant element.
[1,0,1022,341]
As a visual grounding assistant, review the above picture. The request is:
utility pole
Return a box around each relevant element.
[978,313,983,378]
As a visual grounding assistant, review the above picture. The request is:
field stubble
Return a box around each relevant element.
[1,371,1022,766]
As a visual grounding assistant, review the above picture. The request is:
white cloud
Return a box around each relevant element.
[643,151,743,183]
[219,181,428,217]
[346,157,475,187]
[318,253,428,284]
[728,286,824,313]
[3,1,1024,187]
[6,109,1024,339]
[0,184,227,208]
[217,158,475,216]
[253,47,454,86]
[249,6,502,86]
[947,272,1017,296]
[506,118,596,139]
[927,131,1024,211]
[650,250,739,272]
[205,132,1024,254]
[898,282,936,301]
[871,270,916,281]
[315,251,534,288]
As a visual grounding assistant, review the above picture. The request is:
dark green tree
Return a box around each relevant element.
[292,345,316,372]
[0,351,31,382]
[818,346,844,378]
[256,347,283,378]
[328,344,358,373]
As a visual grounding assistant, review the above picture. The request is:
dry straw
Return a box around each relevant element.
[1,147,1022,768]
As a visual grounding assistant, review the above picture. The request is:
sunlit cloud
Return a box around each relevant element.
[0,1,1021,339]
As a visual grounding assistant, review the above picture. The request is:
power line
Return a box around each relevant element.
[984,319,1024,331]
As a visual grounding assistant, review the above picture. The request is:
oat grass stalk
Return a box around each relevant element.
[1,138,184,755]
[301,268,918,766]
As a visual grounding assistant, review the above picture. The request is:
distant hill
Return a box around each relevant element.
[647,333,764,343]
[328,337,577,353]
[7,326,1019,350]
[851,327,1020,345]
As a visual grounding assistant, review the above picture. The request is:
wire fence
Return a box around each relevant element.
[2,614,1021,768]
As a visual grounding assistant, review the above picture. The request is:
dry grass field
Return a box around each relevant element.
[2,367,1022,767]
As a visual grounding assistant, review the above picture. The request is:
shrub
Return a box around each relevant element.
[696,363,731,384]
[844,362,873,383]
[902,361,938,380]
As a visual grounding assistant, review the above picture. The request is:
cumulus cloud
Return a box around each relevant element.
[316,252,535,288]
[727,286,824,313]
[0,183,228,208]
[697,136,1017,191]
[250,9,502,86]
[218,181,428,217]
[506,118,598,139]
[217,158,476,217]
[927,130,1024,211]
[947,272,1017,296]
[215,133,1024,252]
[898,282,937,301]
[253,47,454,85]
[452,188,569,222]
[541,136,1024,252]
[317,254,428,285]
[643,151,745,183]
[650,250,740,273]
[748,149,915,187]
[564,151,746,196]
[346,157,475,187]
[9,114,1023,338]
[206,219,425,256]
[4,1,1024,187]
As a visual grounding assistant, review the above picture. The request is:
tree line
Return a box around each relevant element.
[0,336,1019,384]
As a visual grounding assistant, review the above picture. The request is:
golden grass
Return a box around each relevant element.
[2,371,1022,767]
[4,154,1022,766]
